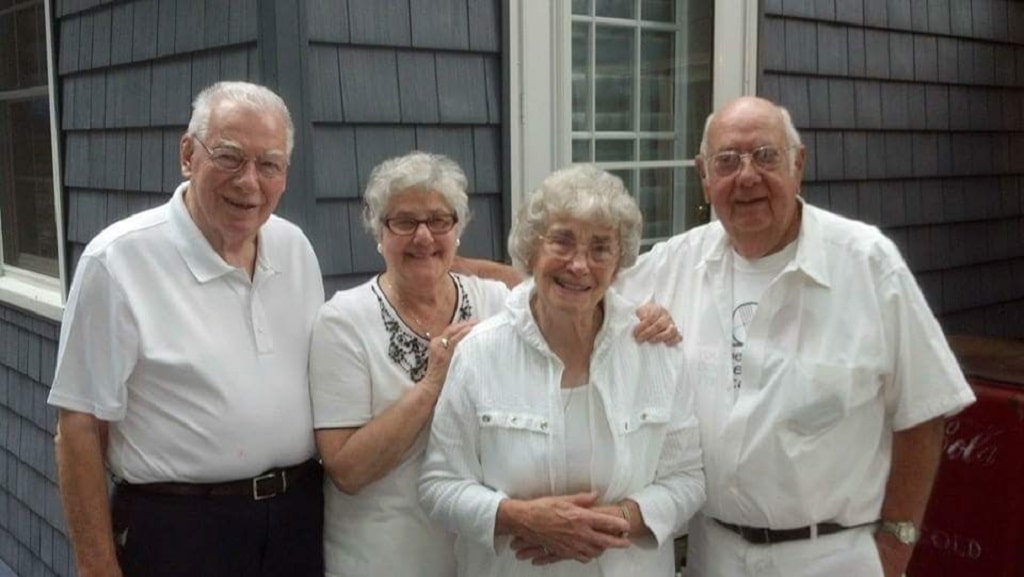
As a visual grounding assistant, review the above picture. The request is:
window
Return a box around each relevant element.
[511,0,757,244]
[0,0,65,319]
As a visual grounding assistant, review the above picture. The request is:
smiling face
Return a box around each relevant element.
[180,97,289,255]
[530,217,621,320]
[697,97,806,258]
[379,189,459,287]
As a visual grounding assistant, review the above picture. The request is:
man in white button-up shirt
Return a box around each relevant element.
[616,96,975,577]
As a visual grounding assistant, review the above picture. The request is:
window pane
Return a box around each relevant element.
[16,4,46,88]
[638,168,674,238]
[595,0,634,19]
[681,167,709,229]
[572,23,590,131]
[572,139,591,162]
[639,138,674,161]
[595,139,633,162]
[642,0,675,22]
[0,98,58,276]
[641,30,674,131]
[572,0,590,15]
[681,2,714,158]
[594,26,633,132]
[0,11,16,91]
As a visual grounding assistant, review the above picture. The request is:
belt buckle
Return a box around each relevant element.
[252,471,284,500]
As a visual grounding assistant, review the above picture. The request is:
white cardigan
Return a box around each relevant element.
[419,281,705,577]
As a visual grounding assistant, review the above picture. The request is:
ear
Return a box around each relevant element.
[180,134,195,178]
[792,146,807,180]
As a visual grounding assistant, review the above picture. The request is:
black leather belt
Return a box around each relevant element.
[117,459,321,501]
[714,518,856,545]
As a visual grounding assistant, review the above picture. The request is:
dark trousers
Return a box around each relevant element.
[111,466,324,577]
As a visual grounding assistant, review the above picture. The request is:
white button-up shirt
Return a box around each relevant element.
[617,202,974,530]
[419,281,705,577]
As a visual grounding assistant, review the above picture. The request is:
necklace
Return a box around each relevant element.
[563,385,584,412]
[383,274,451,339]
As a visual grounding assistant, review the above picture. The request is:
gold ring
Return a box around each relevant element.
[440,337,450,349]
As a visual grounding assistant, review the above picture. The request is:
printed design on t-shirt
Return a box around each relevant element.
[372,275,474,382]
[732,301,757,389]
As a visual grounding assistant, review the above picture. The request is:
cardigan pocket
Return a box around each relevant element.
[477,410,553,498]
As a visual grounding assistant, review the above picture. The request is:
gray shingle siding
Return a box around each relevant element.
[762,3,1024,338]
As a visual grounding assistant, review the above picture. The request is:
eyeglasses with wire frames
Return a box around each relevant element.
[539,233,621,266]
[383,214,459,236]
[192,135,289,179]
[704,145,797,178]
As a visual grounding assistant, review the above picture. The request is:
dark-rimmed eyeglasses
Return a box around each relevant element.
[705,145,795,178]
[192,135,288,179]
[539,233,620,266]
[383,214,458,236]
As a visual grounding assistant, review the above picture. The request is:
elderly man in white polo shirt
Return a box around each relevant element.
[48,81,325,577]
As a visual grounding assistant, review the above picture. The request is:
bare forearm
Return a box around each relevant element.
[54,410,121,577]
[875,416,946,576]
[320,382,441,493]
[882,417,946,523]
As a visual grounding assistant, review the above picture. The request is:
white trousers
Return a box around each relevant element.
[685,514,884,577]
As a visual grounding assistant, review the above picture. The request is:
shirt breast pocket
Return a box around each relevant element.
[615,407,671,480]
[785,362,877,436]
[478,410,552,497]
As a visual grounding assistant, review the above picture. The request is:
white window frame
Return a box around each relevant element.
[0,0,67,321]
[509,0,759,225]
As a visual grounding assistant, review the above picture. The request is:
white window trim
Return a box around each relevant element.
[509,0,759,221]
[0,0,67,322]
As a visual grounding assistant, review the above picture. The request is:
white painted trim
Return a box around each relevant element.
[712,0,758,108]
[0,266,64,321]
[44,0,68,305]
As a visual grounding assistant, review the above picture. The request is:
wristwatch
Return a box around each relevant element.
[878,520,919,545]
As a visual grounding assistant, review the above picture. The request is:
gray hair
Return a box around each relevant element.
[698,98,803,174]
[361,151,470,238]
[508,164,642,274]
[188,81,295,157]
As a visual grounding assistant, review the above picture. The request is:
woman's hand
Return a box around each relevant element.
[632,302,681,345]
[497,492,631,565]
[420,320,477,396]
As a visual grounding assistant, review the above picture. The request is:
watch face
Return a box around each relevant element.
[883,521,919,544]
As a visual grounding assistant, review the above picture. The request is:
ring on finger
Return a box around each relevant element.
[440,336,450,349]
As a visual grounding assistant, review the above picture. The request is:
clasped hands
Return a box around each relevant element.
[503,491,632,566]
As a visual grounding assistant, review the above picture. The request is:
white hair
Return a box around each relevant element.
[188,81,295,157]
[508,164,642,274]
[361,151,470,238]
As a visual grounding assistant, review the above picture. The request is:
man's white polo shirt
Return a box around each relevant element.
[49,183,325,484]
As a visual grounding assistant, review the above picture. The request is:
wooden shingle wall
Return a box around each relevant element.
[760,0,1024,339]
[304,0,505,295]
[58,0,262,272]
[0,310,62,577]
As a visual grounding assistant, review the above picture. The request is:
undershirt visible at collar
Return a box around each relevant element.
[732,238,799,275]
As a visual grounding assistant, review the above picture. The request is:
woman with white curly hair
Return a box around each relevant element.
[309,151,510,577]
[420,164,705,576]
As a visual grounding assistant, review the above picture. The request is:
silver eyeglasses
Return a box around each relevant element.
[539,233,620,266]
[383,214,458,236]
[192,136,289,179]
[705,145,795,178]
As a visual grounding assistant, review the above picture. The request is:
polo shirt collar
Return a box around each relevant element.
[697,198,831,288]
[168,182,278,283]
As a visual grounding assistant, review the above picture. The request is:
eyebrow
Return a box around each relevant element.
[209,140,287,158]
